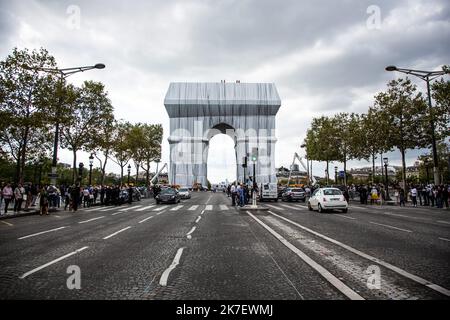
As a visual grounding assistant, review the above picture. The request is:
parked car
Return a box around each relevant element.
[119,188,141,203]
[178,187,191,199]
[282,188,306,202]
[307,187,348,213]
[155,188,181,204]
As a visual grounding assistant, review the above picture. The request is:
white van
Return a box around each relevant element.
[259,183,278,202]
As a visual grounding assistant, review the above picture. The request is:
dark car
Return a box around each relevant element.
[155,188,181,204]
[119,188,141,203]
[282,188,306,202]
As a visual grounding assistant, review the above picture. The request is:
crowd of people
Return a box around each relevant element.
[0,182,149,216]
[226,183,257,207]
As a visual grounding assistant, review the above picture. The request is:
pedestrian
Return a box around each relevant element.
[2,183,13,215]
[71,185,80,211]
[230,184,236,206]
[14,183,25,212]
[343,188,350,203]
[64,186,71,210]
[411,186,418,207]
[399,188,406,207]
[370,186,378,205]
[128,185,133,204]
[39,186,49,215]
[238,184,245,207]
[443,186,449,209]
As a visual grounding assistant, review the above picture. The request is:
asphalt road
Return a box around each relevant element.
[0,191,449,300]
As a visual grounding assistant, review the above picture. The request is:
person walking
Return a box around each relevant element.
[238,184,245,207]
[2,183,13,215]
[39,186,49,215]
[230,184,236,206]
[14,184,25,212]
[411,186,418,207]
[71,185,80,212]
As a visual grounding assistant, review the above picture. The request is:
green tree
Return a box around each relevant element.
[374,78,428,189]
[111,121,133,185]
[60,81,114,183]
[0,47,57,183]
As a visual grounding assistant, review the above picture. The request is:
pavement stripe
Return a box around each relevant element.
[97,207,118,212]
[186,226,196,239]
[438,237,450,242]
[247,211,364,300]
[279,204,304,210]
[219,205,228,210]
[195,216,201,223]
[265,204,284,211]
[205,205,213,211]
[159,247,185,286]
[1,220,13,226]
[369,221,412,233]
[103,226,132,240]
[170,205,184,211]
[334,214,356,220]
[135,205,155,212]
[188,205,199,211]
[139,215,154,224]
[153,206,165,211]
[268,211,450,297]
[18,226,67,240]
[78,216,105,224]
[19,246,89,279]
[436,220,450,226]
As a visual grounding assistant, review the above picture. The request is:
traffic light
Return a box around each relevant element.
[251,147,258,162]
[242,156,247,168]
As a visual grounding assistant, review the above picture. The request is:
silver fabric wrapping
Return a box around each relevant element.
[164,82,281,188]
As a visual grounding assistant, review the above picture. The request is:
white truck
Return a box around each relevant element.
[259,182,278,202]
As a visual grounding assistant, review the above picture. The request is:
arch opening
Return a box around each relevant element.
[207,133,236,187]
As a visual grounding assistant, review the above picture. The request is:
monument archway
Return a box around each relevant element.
[164,82,281,188]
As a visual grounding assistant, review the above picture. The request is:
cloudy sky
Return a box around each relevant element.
[1,0,449,183]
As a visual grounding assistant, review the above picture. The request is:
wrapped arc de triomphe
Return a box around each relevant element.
[164,82,281,188]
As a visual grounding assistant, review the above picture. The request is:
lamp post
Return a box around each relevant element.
[383,157,390,200]
[89,154,94,186]
[385,65,449,185]
[24,63,105,186]
[78,162,84,186]
[127,164,131,185]
[334,166,338,185]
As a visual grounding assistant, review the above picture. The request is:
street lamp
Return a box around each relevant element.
[386,65,449,185]
[78,162,84,185]
[89,154,94,186]
[127,164,131,185]
[23,63,105,186]
[334,166,338,185]
[383,157,390,200]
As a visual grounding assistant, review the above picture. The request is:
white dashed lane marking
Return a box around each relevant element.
[188,205,199,211]
[18,226,68,240]
[205,205,213,211]
[170,205,184,211]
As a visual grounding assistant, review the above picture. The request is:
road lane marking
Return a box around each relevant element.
[139,216,154,223]
[103,226,132,240]
[266,204,284,211]
[18,226,67,240]
[1,220,13,226]
[219,205,228,210]
[159,247,185,286]
[170,205,184,211]
[268,211,450,297]
[153,206,165,211]
[195,216,201,223]
[186,226,196,239]
[439,237,450,242]
[97,207,119,212]
[335,214,356,220]
[247,211,364,300]
[436,220,450,225]
[279,204,304,210]
[369,222,412,233]
[200,209,205,215]
[135,205,155,212]
[118,207,132,212]
[78,216,105,224]
[205,205,213,211]
[188,205,199,211]
[19,246,89,279]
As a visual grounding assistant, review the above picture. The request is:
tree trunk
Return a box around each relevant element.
[146,160,150,187]
[15,153,21,184]
[72,150,77,184]
[380,152,384,179]
[120,164,124,186]
[343,158,347,186]
[326,160,329,185]
[135,162,139,185]
[401,148,407,192]
[372,152,376,183]
[101,151,109,186]
[20,127,29,185]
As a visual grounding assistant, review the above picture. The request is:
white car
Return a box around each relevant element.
[177,188,191,199]
[308,188,348,213]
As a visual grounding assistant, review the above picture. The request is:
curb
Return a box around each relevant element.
[0,207,58,220]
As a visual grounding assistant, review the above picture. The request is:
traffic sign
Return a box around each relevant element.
[339,171,345,178]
